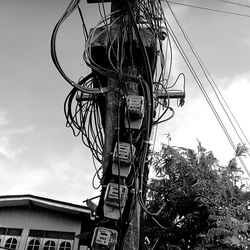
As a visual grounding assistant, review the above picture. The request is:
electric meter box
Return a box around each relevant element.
[91,227,118,250]
[104,183,128,208]
[113,142,135,165]
[126,95,144,119]
[125,95,144,129]
[103,183,128,220]
[112,142,135,177]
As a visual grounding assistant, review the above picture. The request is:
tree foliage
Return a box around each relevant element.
[145,143,250,250]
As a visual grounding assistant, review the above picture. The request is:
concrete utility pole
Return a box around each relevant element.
[51,0,186,249]
[52,0,186,248]
[88,0,155,248]
[101,1,142,249]
[71,0,159,249]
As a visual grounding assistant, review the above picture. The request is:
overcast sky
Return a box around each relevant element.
[0,0,250,205]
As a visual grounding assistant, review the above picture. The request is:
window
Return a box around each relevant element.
[43,240,56,250]
[27,230,74,250]
[59,241,71,250]
[4,237,18,249]
[0,227,22,236]
[27,239,40,250]
[0,228,7,235]
[59,232,74,240]
[29,230,74,240]
[0,228,21,249]
[29,230,44,238]
[44,231,59,239]
[6,229,22,236]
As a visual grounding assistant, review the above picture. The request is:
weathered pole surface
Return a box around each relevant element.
[119,2,142,248]
[101,1,142,249]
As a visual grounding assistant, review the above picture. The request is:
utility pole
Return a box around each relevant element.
[51,0,186,249]
[87,0,156,249]
[97,1,144,249]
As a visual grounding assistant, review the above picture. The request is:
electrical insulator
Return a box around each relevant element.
[104,183,128,208]
[91,227,118,250]
[159,26,167,40]
[125,95,144,129]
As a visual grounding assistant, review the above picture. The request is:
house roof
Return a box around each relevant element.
[0,194,91,216]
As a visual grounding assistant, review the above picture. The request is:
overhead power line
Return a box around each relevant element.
[167,1,250,18]
[165,1,250,178]
[217,0,250,8]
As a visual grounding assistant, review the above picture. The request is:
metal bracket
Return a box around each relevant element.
[76,91,94,102]
[154,90,185,100]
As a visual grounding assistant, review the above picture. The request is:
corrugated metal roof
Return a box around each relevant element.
[0,194,91,216]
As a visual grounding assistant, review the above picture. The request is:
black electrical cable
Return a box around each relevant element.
[59,0,188,225]
[64,78,105,164]
[216,0,250,8]
[166,1,250,177]
[124,0,154,95]
[163,2,238,154]
[77,6,88,40]
[154,107,175,125]
[51,0,110,94]
[51,0,81,87]
[167,1,250,18]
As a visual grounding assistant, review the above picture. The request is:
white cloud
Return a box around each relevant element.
[242,37,250,47]
[0,79,7,86]
[0,145,98,204]
[154,72,250,167]
[4,125,34,136]
[0,137,16,158]
[46,146,99,203]
[0,110,99,204]
[0,124,34,159]
[0,110,8,127]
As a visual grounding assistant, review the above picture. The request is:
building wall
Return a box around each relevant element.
[0,206,86,250]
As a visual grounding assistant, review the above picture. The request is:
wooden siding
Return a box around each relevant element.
[0,207,80,232]
[0,206,84,250]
